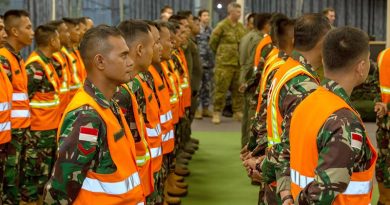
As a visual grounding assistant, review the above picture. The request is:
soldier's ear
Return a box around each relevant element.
[136,43,143,57]
[94,54,105,71]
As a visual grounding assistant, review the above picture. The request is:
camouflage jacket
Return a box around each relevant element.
[26,49,56,98]
[43,80,121,204]
[351,60,381,102]
[0,43,24,81]
[130,72,155,124]
[209,18,246,67]
[184,38,203,92]
[196,24,214,68]
[260,51,320,193]
[295,79,374,205]
[239,29,264,85]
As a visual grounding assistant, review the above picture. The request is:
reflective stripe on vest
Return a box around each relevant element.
[162,129,174,142]
[0,102,11,111]
[11,110,30,118]
[150,146,162,159]
[269,65,307,146]
[146,123,161,138]
[381,85,390,94]
[136,151,151,166]
[290,169,372,195]
[160,110,173,124]
[53,52,70,93]
[81,172,141,195]
[0,121,11,132]
[61,47,81,90]
[12,93,28,101]
[29,96,60,108]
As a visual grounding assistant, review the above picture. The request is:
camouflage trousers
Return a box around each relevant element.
[376,115,390,188]
[198,67,214,109]
[213,66,243,112]
[0,143,7,204]
[2,128,30,205]
[20,129,57,202]
[177,109,192,151]
[242,91,258,148]
[146,171,164,205]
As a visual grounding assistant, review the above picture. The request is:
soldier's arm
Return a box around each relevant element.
[190,43,202,93]
[26,62,45,99]
[296,109,361,204]
[208,23,223,53]
[275,75,318,193]
[0,56,12,80]
[238,35,251,84]
[43,107,105,204]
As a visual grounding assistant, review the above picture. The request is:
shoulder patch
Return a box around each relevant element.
[351,132,363,150]
[79,126,98,143]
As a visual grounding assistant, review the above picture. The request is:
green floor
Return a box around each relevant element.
[181,131,380,205]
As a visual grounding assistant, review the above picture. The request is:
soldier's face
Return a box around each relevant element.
[150,26,162,64]
[200,12,209,24]
[103,36,133,84]
[51,31,61,52]
[58,23,71,47]
[68,24,80,44]
[230,8,241,21]
[159,27,172,60]
[192,20,200,35]
[135,31,154,72]
[0,19,8,47]
[16,16,34,47]
[359,52,370,84]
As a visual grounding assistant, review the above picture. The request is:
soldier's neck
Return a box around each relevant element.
[38,46,54,58]
[7,38,24,53]
[324,71,354,96]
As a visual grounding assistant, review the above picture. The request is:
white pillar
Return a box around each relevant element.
[119,0,124,21]
[387,0,390,48]
[51,0,56,20]
[236,0,245,23]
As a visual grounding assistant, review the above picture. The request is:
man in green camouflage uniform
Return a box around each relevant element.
[0,10,34,204]
[43,25,139,204]
[239,13,271,148]
[209,2,246,124]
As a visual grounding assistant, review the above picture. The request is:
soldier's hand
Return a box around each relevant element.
[374,102,388,118]
[250,169,263,183]
[243,157,257,170]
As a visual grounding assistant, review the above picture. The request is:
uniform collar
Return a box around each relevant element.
[322,79,353,107]
[4,42,23,61]
[84,79,114,108]
[36,49,52,64]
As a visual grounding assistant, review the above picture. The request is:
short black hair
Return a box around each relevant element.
[274,17,295,49]
[34,24,58,47]
[47,20,65,29]
[198,9,209,17]
[155,21,170,31]
[247,13,256,21]
[62,17,78,26]
[177,10,192,19]
[161,5,173,13]
[117,19,151,45]
[144,20,159,30]
[193,16,199,21]
[80,25,123,69]
[169,14,187,22]
[77,17,88,25]
[323,26,369,72]
[254,13,272,31]
[294,13,331,51]
[4,10,30,31]
[322,7,335,15]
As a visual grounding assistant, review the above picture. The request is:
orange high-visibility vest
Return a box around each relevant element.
[25,51,61,131]
[0,47,31,129]
[253,34,272,69]
[175,49,191,109]
[58,88,145,205]
[61,47,82,97]
[0,65,12,144]
[52,52,71,115]
[290,86,377,205]
[161,60,180,124]
[75,49,87,82]
[148,65,175,154]
[377,48,390,115]
[135,75,163,173]
[121,84,154,197]
[266,58,319,147]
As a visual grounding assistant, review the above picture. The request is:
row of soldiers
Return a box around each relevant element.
[234,10,390,205]
[0,9,203,205]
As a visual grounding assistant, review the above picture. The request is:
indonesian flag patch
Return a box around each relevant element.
[351,132,363,150]
[79,126,98,143]
[34,71,44,80]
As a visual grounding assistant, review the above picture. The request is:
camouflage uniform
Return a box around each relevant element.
[259,51,319,203]
[376,106,390,188]
[121,73,164,204]
[209,18,246,113]
[239,29,264,148]
[0,43,31,204]
[196,24,214,110]
[295,79,374,204]
[21,50,58,202]
[43,80,121,204]
[350,61,380,122]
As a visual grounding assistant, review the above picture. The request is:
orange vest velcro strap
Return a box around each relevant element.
[290,168,372,195]
[162,129,174,142]
[146,123,161,138]
[81,172,141,194]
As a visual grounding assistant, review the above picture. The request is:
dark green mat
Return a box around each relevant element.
[181,131,379,205]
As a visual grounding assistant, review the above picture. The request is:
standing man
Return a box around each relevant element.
[323,7,336,27]
[290,26,376,205]
[209,2,246,124]
[0,10,34,204]
[43,25,145,204]
[160,5,174,22]
[376,48,390,204]
[195,9,214,119]
[23,24,61,204]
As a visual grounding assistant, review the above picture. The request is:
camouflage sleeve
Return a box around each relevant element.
[209,23,224,53]
[0,56,12,80]
[275,75,318,193]
[247,44,273,91]
[238,35,252,84]
[131,79,147,122]
[296,108,364,204]
[190,43,203,92]
[43,107,106,204]
[26,62,45,99]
